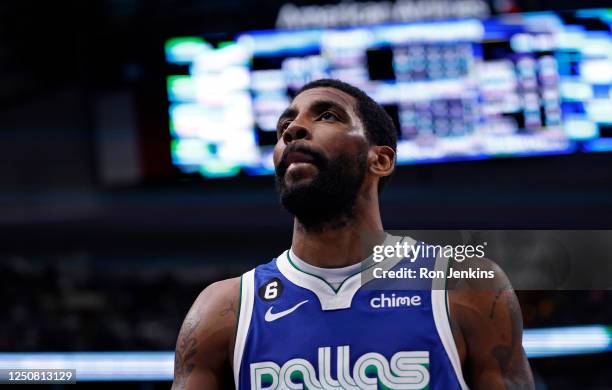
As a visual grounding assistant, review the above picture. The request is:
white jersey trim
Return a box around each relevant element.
[233,268,255,388]
[431,255,470,390]
[277,234,412,311]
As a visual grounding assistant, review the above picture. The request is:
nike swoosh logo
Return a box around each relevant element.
[264,300,309,322]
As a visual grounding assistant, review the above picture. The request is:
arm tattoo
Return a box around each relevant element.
[489,290,503,319]
[220,300,236,317]
[491,343,512,376]
[491,293,522,376]
[489,283,511,319]
[174,318,198,389]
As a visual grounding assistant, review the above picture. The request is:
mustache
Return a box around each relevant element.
[276,143,327,177]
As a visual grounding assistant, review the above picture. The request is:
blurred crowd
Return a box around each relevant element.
[1,253,228,351]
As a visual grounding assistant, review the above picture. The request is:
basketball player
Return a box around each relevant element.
[172,79,534,389]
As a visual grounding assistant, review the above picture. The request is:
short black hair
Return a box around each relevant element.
[295,78,397,192]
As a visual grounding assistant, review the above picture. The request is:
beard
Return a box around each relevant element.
[275,143,368,232]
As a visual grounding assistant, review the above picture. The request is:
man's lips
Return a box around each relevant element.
[285,151,316,165]
[276,145,325,178]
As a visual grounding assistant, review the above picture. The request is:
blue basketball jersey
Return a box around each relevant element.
[233,235,468,390]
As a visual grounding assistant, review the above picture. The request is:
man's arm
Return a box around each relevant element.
[172,277,240,390]
[449,260,534,390]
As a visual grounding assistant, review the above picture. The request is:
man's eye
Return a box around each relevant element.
[320,112,338,121]
[279,121,291,132]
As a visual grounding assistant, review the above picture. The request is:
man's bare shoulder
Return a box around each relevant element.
[449,256,508,291]
[172,277,240,390]
[448,257,517,346]
[183,276,241,352]
[192,277,241,318]
[448,258,534,389]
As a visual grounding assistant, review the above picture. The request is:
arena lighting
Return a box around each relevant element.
[0,352,174,382]
[522,325,612,358]
[0,326,609,381]
[167,9,612,179]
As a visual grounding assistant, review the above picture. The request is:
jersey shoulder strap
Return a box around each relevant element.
[232,257,280,387]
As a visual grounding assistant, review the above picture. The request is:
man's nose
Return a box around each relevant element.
[282,117,312,144]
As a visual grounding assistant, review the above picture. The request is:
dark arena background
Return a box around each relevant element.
[1,0,612,388]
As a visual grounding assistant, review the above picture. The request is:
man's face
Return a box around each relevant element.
[273,87,370,230]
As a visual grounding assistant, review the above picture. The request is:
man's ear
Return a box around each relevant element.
[368,145,395,179]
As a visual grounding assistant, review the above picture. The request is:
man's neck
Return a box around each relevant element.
[290,197,384,268]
